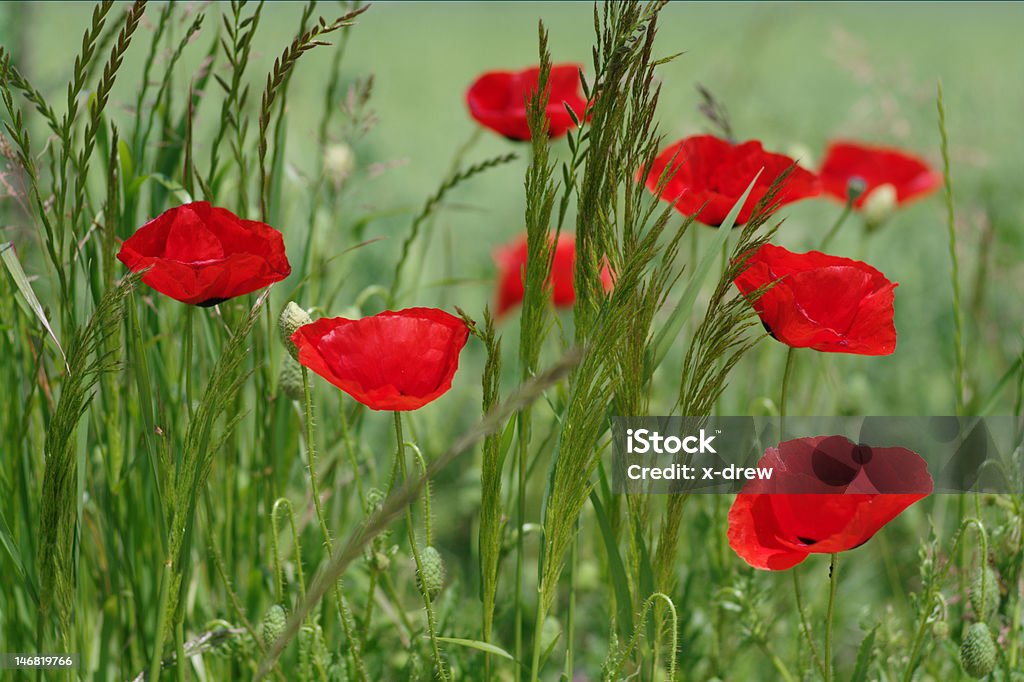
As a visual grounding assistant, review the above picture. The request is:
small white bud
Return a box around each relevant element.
[862,183,898,228]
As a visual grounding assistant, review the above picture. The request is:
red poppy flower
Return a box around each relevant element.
[291,308,469,411]
[117,201,290,306]
[733,243,897,355]
[644,135,821,227]
[728,435,933,570]
[466,64,588,141]
[494,233,614,317]
[818,141,941,208]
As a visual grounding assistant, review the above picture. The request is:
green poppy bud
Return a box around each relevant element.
[279,302,313,360]
[969,566,999,620]
[279,355,304,400]
[959,622,996,679]
[324,143,355,188]
[415,545,446,600]
[932,620,950,641]
[260,604,287,649]
[863,183,898,229]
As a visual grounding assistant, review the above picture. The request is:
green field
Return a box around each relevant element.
[1,2,1022,680]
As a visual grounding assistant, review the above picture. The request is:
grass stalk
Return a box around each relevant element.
[394,411,448,681]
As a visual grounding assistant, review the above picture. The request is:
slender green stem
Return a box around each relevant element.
[824,553,839,682]
[792,567,827,680]
[817,199,854,252]
[175,620,186,682]
[360,570,378,641]
[755,640,797,682]
[937,84,965,416]
[779,347,796,436]
[514,408,531,673]
[149,559,173,681]
[529,582,547,682]
[301,368,368,682]
[410,446,433,545]
[565,533,578,679]
[184,303,193,419]
[394,412,449,682]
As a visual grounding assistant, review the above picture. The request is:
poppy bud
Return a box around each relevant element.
[959,622,996,678]
[932,620,950,641]
[846,176,868,204]
[279,302,313,360]
[969,566,999,620]
[862,183,898,229]
[324,143,355,188]
[278,355,304,401]
[415,545,446,600]
[260,604,287,649]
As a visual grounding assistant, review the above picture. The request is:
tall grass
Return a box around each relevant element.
[1,2,1022,681]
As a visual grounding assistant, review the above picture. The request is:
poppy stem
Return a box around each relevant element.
[817,198,854,252]
[791,567,827,680]
[393,411,449,681]
[301,367,369,682]
[824,553,840,682]
[184,305,194,419]
[779,347,797,431]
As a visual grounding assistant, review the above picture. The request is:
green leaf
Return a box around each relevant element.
[1,242,68,370]
[0,509,36,605]
[850,625,878,682]
[589,490,633,640]
[146,173,194,204]
[434,637,515,661]
[972,350,1023,415]
[650,171,763,372]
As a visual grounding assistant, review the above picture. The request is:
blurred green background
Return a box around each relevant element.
[3,4,1023,678]
[4,1,1023,416]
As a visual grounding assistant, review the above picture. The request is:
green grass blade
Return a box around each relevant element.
[589,490,633,640]
[651,171,763,372]
[1,242,68,370]
[435,636,516,661]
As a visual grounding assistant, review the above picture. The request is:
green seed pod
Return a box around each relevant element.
[324,143,355,188]
[415,545,445,600]
[863,183,897,230]
[959,622,996,679]
[969,566,999,620]
[260,604,287,649]
[279,355,304,400]
[279,302,313,360]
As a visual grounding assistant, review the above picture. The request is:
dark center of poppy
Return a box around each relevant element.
[851,444,873,465]
[811,440,860,487]
[796,536,818,546]
[197,297,229,308]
